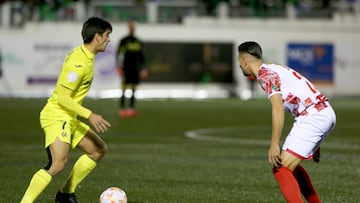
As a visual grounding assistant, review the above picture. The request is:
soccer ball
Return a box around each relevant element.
[100,187,127,203]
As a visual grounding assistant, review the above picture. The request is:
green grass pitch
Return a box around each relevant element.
[1,97,359,202]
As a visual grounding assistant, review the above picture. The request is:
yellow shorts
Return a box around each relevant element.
[40,119,90,149]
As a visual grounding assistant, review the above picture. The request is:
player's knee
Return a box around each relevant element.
[44,147,67,175]
[98,143,108,159]
[48,158,68,176]
[89,143,108,161]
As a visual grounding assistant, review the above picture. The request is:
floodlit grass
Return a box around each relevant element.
[0,97,359,202]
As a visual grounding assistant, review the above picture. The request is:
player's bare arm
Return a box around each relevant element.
[269,94,285,167]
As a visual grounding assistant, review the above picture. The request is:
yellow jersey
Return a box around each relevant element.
[40,45,94,121]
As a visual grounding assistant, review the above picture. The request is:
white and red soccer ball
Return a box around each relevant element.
[100,187,127,203]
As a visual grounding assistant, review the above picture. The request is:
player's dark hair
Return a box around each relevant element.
[237,41,262,59]
[82,17,112,44]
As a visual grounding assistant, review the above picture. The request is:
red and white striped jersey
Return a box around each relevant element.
[257,63,327,117]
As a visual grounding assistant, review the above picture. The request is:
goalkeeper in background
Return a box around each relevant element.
[20,17,112,203]
[116,20,147,118]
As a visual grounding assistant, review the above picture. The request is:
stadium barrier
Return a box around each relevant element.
[0,15,359,98]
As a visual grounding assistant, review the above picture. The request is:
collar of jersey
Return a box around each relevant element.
[81,45,95,59]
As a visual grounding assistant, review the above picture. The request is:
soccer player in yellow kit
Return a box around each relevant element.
[20,17,112,203]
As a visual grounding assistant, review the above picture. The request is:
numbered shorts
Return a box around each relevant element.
[282,105,336,160]
[40,119,90,149]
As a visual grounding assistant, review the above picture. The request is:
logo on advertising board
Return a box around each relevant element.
[287,43,334,84]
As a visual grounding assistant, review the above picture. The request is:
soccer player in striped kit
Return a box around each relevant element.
[237,41,336,203]
[20,17,112,203]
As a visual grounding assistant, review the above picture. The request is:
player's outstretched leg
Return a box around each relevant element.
[21,140,68,203]
[293,165,321,203]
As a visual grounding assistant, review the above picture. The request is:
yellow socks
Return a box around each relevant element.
[20,155,96,202]
[61,155,97,194]
[20,169,52,203]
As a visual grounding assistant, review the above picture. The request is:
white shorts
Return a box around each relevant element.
[282,103,336,160]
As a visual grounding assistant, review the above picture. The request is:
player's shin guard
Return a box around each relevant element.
[293,165,321,203]
[60,154,97,194]
[272,166,303,203]
[20,169,52,203]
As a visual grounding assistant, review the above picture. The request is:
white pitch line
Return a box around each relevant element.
[184,126,360,151]
[185,129,269,146]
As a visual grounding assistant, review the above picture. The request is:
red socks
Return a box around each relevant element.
[272,166,321,203]
[293,165,321,203]
[273,166,303,203]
